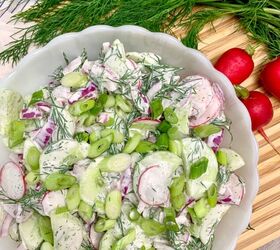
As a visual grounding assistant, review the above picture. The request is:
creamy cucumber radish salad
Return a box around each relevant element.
[0,40,246,250]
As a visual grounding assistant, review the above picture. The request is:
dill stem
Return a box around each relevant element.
[263,7,280,15]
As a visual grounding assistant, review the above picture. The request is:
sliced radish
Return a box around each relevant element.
[0,214,13,237]
[181,76,214,118]
[0,162,26,200]
[42,191,66,216]
[89,223,103,249]
[218,173,245,205]
[189,94,222,127]
[206,130,224,153]
[63,56,82,75]
[137,165,169,206]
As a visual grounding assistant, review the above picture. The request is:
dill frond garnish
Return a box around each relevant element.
[1,0,279,65]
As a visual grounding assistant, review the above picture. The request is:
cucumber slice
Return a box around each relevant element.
[78,201,93,222]
[181,138,218,200]
[99,229,117,250]
[218,148,245,171]
[200,204,230,244]
[38,216,54,244]
[51,212,83,250]
[41,242,54,250]
[80,160,104,205]
[40,140,87,180]
[105,190,122,219]
[66,184,80,211]
[19,215,43,250]
[123,133,142,153]
[99,153,131,173]
[45,173,77,191]
[133,151,182,206]
[61,72,88,88]
[112,228,136,250]
[88,135,113,158]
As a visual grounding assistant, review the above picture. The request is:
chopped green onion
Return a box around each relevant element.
[164,107,178,124]
[74,132,89,142]
[38,216,54,244]
[167,127,182,140]
[26,146,41,171]
[66,184,80,211]
[115,95,133,113]
[157,120,171,133]
[168,139,182,156]
[89,101,103,116]
[105,190,122,220]
[193,124,221,138]
[140,219,166,236]
[94,218,116,233]
[135,141,158,153]
[88,134,113,158]
[216,150,228,166]
[104,95,115,108]
[44,173,77,191]
[29,90,44,106]
[150,99,163,119]
[78,201,93,222]
[104,117,114,127]
[101,129,124,144]
[83,113,96,127]
[156,133,169,150]
[98,93,109,106]
[129,207,141,222]
[112,228,136,250]
[8,120,25,148]
[89,131,98,144]
[55,206,68,214]
[193,198,210,219]
[69,99,95,116]
[170,176,185,197]
[123,133,142,153]
[187,208,201,224]
[61,72,88,88]
[25,171,40,185]
[189,157,208,180]
[207,184,218,208]
[170,193,185,211]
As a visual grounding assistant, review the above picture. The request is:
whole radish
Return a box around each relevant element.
[241,91,280,154]
[241,91,273,131]
[260,57,280,99]
[215,48,254,85]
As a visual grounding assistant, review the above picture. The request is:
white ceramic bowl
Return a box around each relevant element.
[0,25,259,250]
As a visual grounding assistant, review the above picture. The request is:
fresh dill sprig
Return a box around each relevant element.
[0,0,279,64]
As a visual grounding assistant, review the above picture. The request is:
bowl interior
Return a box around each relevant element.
[0,25,258,250]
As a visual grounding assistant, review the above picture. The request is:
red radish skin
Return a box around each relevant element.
[215,48,254,85]
[133,117,161,123]
[137,165,169,206]
[241,91,273,131]
[260,57,280,100]
[0,162,26,200]
[241,91,280,154]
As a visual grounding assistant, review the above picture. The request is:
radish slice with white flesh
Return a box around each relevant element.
[181,76,214,117]
[0,162,26,200]
[137,165,170,206]
[63,56,82,75]
[89,223,103,249]
[218,173,245,205]
[189,94,222,127]
[0,213,13,237]
[42,191,66,216]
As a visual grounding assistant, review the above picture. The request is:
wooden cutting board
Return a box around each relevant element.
[173,15,280,250]
[0,11,279,250]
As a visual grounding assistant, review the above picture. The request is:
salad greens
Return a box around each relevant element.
[0,39,246,250]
